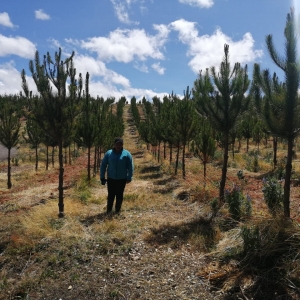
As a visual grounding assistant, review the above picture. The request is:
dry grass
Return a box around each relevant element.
[0,108,300,299]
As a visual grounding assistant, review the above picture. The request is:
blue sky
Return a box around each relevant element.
[0,0,295,101]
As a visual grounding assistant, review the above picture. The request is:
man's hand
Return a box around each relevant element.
[101,178,107,185]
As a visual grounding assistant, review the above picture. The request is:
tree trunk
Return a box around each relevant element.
[87,146,91,181]
[175,144,180,175]
[46,145,49,170]
[158,142,160,163]
[93,146,97,176]
[7,148,12,189]
[52,146,55,168]
[203,161,207,180]
[69,145,72,165]
[219,132,229,204]
[64,147,67,165]
[182,144,186,179]
[273,137,278,170]
[58,140,64,218]
[35,146,38,171]
[283,137,293,218]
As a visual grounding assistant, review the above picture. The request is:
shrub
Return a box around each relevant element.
[274,157,286,179]
[263,150,273,163]
[225,185,252,220]
[241,225,260,254]
[237,169,245,180]
[245,150,259,172]
[262,177,283,215]
[210,198,219,215]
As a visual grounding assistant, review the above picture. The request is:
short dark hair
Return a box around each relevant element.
[114,137,123,144]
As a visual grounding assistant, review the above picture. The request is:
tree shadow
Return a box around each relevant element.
[144,216,217,250]
[153,176,174,186]
[80,212,113,226]
[131,150,144,158]
[139,165,161,174]
[239,276,296,300]
[140,173,161,180]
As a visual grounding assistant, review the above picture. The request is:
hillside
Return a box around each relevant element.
[0,105,300,299]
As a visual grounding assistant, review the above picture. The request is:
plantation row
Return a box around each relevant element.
[0,10,299,220]
[130,11,300,220]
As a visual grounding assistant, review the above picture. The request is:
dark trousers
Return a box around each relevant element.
[107,178,127,213]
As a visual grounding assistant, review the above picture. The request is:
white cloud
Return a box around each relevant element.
[170,19,263,73]
[0,35,36,58]
[73,54,167,101]
[35,9,51,20]
[0,12,15,28]
[110,0,139,24]
[81,25,169,63]
[140,5,148,15]
[74,55,131,88]
[152,62,165,75]
[0,61,37,95]
[134,62,149,73]
[47,38,62,49]
[179,0,214,8]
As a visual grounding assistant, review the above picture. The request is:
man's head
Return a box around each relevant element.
[114,137,123,144]
[114,137,123,152]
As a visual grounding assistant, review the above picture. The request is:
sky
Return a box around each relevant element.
[0,0,296,101]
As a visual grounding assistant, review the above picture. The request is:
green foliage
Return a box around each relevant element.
[193,44,250,202]
[0,96,21,150]
[11,157,19,166]
[241,225,260,254]
[236,169,245,180]
[262,177,283,214]
[210,198,219,215]
[22,48,83,216]
[191,117,216,178]
[263,150,273,163]
[244,150,260,172]
[252,10,300,217]
[225,185,252,220]
[123,193,139,202]
[79,190,91,204]
[274,157,286,179]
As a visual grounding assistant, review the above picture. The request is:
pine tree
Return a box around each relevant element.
[252,9,300,217]
[21,48,82,217]
[23,118,44,171]
[190,117,216,181]
[0,96,21,189]
[75,73,99,181]
[193,44,250,204]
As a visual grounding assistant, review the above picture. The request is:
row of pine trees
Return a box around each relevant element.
[0,49,125,217]
[130,10,300,219]
[0,10,298,219]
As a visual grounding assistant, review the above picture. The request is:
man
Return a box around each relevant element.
[100,137,134,214]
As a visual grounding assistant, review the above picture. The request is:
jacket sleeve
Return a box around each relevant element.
[100,152,109,179]
[127,152,134,181]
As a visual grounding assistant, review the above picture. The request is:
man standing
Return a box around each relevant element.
[100,137,134,214]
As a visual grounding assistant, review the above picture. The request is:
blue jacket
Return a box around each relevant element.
[100,148,133,181]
